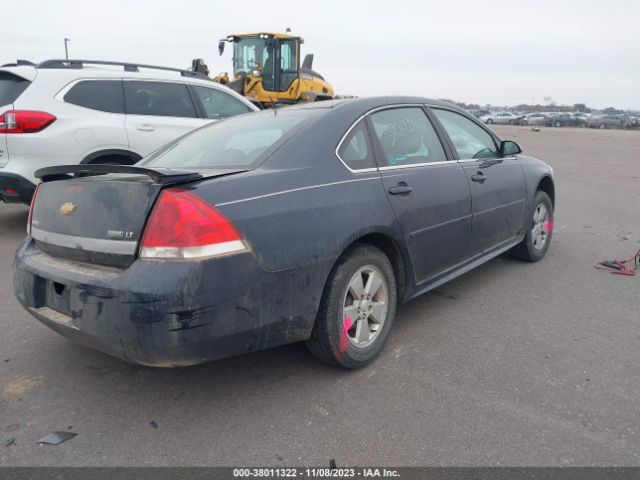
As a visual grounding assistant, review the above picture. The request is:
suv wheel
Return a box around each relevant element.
[306,244,397,369]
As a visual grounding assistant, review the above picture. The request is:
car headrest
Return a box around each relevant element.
[380,119,423,157]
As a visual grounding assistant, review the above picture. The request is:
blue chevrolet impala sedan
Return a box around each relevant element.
[14,97,555,368]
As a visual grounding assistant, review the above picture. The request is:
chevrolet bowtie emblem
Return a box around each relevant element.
[59,202,77,215]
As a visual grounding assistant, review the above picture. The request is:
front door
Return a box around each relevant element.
[431,108,527,256]
[368,106,472,284]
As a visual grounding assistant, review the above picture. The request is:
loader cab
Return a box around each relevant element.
[223,33,300,93]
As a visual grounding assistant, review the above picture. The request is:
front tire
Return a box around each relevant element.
[511,191,554,262]
[306,244,397,369]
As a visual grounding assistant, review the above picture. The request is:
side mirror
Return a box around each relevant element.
[500,140,522,156]
[218,40,225,56]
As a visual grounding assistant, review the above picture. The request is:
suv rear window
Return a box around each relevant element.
[124,81,197,118]
[0,72,31,106]
[64,80,124,113]
[141,108,320,169]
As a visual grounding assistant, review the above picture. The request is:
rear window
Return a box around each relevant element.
[64,80,124,113]
[141,108,320,169]
[0,72,30,106]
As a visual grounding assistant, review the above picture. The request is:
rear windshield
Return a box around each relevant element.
[140,108,321,169]
[0,72,30,106]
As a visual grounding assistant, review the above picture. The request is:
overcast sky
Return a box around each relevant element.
[2,0,639,109]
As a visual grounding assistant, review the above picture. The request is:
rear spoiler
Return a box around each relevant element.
[35,164,203,185]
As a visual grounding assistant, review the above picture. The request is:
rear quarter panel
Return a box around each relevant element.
[183,114,407,334]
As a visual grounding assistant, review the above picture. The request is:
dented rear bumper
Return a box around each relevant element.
[14,238,324,366]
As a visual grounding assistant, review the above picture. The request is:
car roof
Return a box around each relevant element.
[283,96,471,118]
[1,60,220,86]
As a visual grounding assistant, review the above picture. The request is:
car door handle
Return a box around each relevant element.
[471,172,487,183]
[136,124,155,132]
[388,183,413,195]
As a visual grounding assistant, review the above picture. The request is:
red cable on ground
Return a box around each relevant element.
[595,248,640,276]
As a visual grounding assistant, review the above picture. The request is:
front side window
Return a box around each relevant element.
[432,109,498,159]
[124,81,197,118]
[192,86,252,119]
[233,37,276,91]
[337,121,376,170]
[141,108,320,169]
[64,80,124,114]
[369,107,447,167]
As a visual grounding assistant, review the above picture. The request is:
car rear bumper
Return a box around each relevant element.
[14,238,323,366]
[0,173,36,204]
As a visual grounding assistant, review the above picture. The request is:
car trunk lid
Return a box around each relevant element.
[30,165,246,267]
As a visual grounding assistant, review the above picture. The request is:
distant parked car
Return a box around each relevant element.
[522,113,549,126]
[627,116,640,129]
[549,113,587,128]
[0,59,258,204]
[588,115,625,129]
[485,111,522,125]
[470,109,491,118]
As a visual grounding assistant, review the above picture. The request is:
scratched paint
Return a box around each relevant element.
[339,316,353,353]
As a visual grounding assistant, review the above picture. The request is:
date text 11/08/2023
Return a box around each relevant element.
[232,468,401,478]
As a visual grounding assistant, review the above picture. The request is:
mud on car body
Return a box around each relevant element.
[14,97,555,368]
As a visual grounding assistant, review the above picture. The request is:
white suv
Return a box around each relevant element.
[0,59,258,204]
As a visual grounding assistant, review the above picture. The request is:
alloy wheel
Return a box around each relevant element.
[531,203,550,250]
[342,265,389,348]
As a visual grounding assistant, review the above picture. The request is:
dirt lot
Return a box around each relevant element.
[0,126,639,466]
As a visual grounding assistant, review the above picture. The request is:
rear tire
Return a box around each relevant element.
[511,191,553,262]
[487,119,493,124]
[306,244,397,369]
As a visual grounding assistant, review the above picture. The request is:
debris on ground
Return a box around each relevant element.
[37,431,77,445]
[149,421,159,429]
[595,248,640,276]
[5,437,16,447]
[531,127,540,132]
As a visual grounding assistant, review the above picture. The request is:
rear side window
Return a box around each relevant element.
[337,121,376,170]
[0,72,31,106]
[432,109,498,159]
[369,107,447,167]
[124,81,197,118]
[192,86,252,119]
[64,80,124,113]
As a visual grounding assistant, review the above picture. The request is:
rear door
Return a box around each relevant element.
[124,80,207,156]
[431,108,527,256]
[367,106,472,284]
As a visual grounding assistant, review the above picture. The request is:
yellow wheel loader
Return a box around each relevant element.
[192,32,334,108]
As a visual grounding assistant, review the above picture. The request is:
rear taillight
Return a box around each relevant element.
[0,110,56,134]
[140,189,248,260]
[27,183,41,234]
